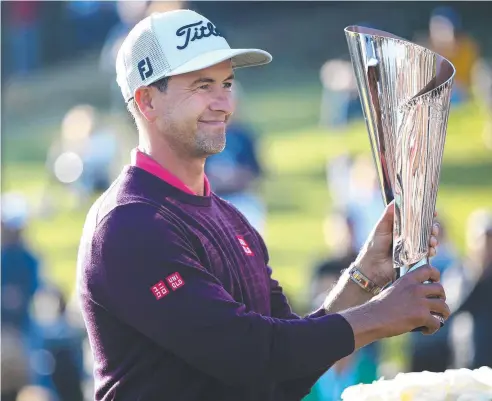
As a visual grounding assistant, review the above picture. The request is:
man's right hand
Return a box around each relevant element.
[372,264,450,336]
[339,265,451,349]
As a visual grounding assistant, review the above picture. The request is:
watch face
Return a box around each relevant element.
[350,265,382,295]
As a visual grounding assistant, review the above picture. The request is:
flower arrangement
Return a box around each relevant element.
[341,366,492,401]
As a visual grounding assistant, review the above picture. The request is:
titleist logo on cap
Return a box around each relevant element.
[175,20,224,50]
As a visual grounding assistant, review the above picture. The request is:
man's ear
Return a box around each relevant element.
[135,87,157,123]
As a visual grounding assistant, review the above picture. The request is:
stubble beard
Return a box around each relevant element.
[194,127,226,157]
[164,119,227,158]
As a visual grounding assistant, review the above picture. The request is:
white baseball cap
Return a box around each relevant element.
[116,9,272,103]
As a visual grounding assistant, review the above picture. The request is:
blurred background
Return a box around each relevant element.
[1,1,492,400]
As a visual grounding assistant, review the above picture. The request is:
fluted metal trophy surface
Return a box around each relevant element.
[345,26,455,279]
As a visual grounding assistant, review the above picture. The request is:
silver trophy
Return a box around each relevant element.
[344,26,455,279]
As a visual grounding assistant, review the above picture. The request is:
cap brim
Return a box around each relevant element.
[166,48,272,77]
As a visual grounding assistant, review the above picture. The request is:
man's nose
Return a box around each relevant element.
[209,90,234,114]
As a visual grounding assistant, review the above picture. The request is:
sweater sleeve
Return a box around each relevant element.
[259,223,335,400]
[91,203,355,387]
[267,266,339,400]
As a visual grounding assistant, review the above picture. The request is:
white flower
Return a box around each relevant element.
[341,366,492,401]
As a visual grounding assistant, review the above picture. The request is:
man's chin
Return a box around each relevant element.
[203,143,226,156]
[195,132,226,156]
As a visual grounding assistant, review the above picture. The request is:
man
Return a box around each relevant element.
[1,193,40,335]
[1,193,40,401]
[444,209,492,369]
[77,9,449,401]
[415,6,480,105]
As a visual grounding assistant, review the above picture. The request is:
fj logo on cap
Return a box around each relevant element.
[176,20,223,50]
[138,57,153,81]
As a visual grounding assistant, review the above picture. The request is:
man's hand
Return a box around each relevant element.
[339,265,450,349]
[372,264,450,336]
[319,202,440,315]
[354,201,440,288]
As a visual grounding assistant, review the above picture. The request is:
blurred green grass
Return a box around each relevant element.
[3,90,492,373]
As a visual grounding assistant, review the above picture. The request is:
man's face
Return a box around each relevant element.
[147,60,235,158]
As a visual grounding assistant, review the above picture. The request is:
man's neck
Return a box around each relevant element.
[138,141,206,196]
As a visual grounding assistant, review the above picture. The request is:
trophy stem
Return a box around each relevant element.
[398,256,429,278]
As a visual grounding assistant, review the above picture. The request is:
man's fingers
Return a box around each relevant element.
[420,298,450,335]
[420,282,446,301]
[428,233,438,257]
[375,201,395,235]
[431,222,440,237]
[410,264,441,283]
[422,313,444,335]
[429,235,438,248]
[426,298,450,320]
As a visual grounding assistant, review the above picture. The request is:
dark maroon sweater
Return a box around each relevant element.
[77,165,355,401]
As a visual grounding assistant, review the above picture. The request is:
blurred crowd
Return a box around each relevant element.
[318,6,492,150]
[2,2,492,401]
[2,192,88,401]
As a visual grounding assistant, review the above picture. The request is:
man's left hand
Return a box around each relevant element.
[354,201,440,288]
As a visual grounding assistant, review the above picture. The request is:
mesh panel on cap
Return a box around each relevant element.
[124,22,171,101]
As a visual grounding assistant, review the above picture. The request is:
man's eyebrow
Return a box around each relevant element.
[190,73,235,87]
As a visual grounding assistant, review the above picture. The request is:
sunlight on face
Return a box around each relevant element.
[153,60,235,158]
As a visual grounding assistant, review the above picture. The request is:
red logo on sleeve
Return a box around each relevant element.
[150,281,169,300]
[166,272,185,291]
[236,235,254,256]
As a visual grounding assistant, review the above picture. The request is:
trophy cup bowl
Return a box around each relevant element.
[344,26,455,280]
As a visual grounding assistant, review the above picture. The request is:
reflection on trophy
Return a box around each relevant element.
[344,26,455,279]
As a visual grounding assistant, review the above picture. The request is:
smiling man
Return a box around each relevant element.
[77,9,449,401]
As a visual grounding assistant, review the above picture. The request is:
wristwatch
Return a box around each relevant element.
[347,263,384,296]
